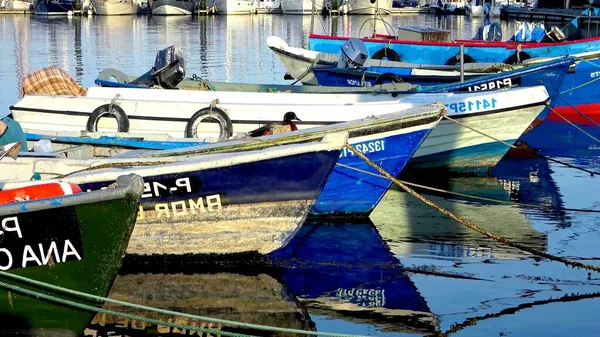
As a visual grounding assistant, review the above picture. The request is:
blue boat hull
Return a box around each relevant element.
[34,0,78,14]
[312,127,432,216]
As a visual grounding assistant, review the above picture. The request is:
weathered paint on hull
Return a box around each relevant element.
[78,151,340,255]
[0,186,141,334]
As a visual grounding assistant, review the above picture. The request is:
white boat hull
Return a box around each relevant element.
[5,0,32,10]
[206,0,255,14]
[281,0,323,14]
[151,0,194,14]
[342,0,391,14]
[91,0,138,14]
[11,85,549,171]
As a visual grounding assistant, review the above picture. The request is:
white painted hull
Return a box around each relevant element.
[206,0,255,14]
[151,0,194,14]
[5,0,32,10]
[281,0,323,14]
[0,133,348,255]
[11,85,549,167]
[91,0,138,14]
[343,0,391,15]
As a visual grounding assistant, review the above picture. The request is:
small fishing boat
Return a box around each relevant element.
[23,104,445,217]
[306,38,574,89]
[0,132,348,255]
[0,173,144,336]
[90,0,138,14]
[34,0,79,14]
[11,57,553,174]
[265,35,508,85]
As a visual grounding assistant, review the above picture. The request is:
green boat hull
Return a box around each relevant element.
[0,175,143,335]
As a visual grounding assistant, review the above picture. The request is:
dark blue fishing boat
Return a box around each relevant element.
[34,0,79,14]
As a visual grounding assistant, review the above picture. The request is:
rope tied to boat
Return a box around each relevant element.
[334,162,600,214]
[344,143,600,274]
[441,115,600,177]
[108,93,122,116]
[548,105,600,144]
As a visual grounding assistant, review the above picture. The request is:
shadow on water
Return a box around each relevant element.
[85,220,439,336]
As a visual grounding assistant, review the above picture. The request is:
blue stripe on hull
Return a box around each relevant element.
[77,151,340,207]
[311,129,430,216]
[406,139,517,174]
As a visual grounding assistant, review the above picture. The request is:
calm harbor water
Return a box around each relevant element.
[1,13,600,337]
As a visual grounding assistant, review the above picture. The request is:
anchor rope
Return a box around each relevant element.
[0,270,371,337]
[344,143,600,273]
[442,115,600,176]
[334,162,600,213]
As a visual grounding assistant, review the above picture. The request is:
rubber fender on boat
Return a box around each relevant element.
[504,51,531,65]
[374,72,404,85]
[0,182,82,204]
[371,48,401,62]
[185,107,233,140]
[445,53,476,66]
[86,104,130,133]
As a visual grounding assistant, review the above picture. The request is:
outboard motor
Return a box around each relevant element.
[337,38,369,69]
[130,45,186,89]
[472,22,502,42]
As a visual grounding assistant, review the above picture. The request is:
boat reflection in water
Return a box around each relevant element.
[373,156,568,262]
[84,271,315,336]
[269,220,440,335]
[84,220,439,336]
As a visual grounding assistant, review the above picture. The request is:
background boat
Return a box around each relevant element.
[33,0,79,14]
[150,0,196,15]
[205,0,255,14]
[281,0,323,14]
[90,0,138,14]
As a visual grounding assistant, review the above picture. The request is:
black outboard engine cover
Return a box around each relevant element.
[130,45,186,88]
[152,45,186,89]
[338,38,369,69]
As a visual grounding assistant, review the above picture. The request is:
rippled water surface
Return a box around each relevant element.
[1,12,600,337]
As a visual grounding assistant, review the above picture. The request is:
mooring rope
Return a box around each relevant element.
[0,270,371,337]
[334,162,600,214]
[442,115,600,177]
[344,143,600,274]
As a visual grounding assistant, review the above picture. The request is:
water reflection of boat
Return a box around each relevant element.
[372,162,562,261]
[84,272,315,336]
[269,220,440,335]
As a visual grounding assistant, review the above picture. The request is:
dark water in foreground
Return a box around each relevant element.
[0,13,600,337]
